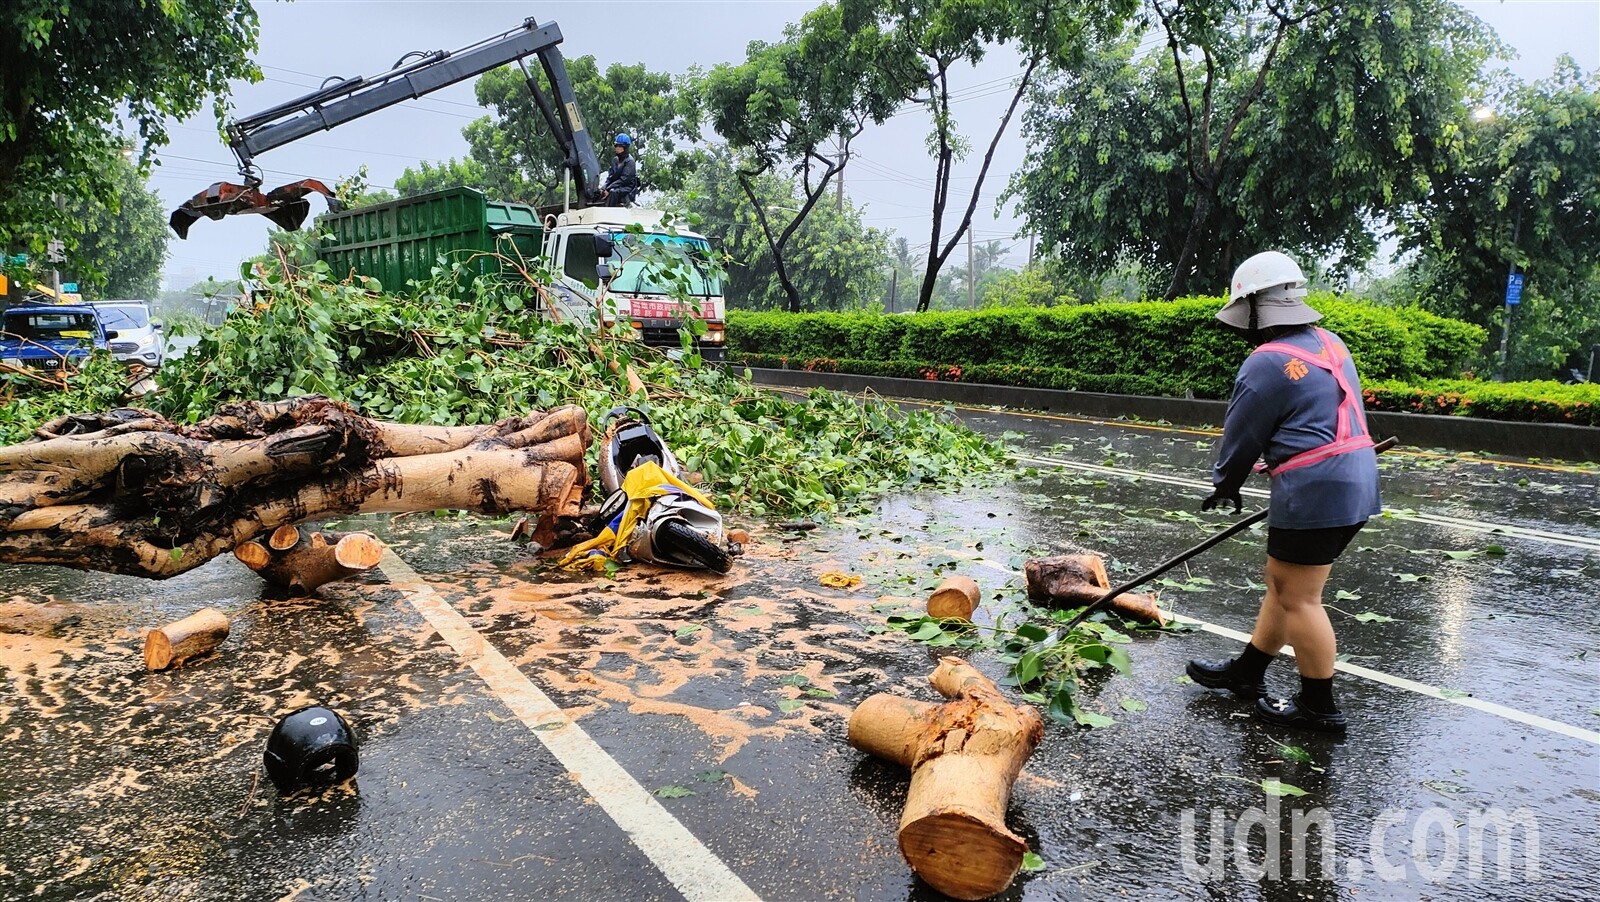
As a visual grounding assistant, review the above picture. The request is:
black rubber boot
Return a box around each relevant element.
[1186,658,1266,700]
[1187,642,1273,700]
[1255,693,1348,735]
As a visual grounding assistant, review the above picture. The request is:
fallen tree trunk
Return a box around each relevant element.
[234,526,385,593]
[1024,553,1165,625]
[849,656,1043,900]
[0,397,591,579]
[145,607,230,670]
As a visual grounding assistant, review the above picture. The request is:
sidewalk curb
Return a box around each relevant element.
[746,368,1600,462]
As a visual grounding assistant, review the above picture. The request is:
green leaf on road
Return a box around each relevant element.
[778,699,806,713]
[674,624,702,638]
[1439,688,1471,699]
[1261,779,1307,797]
[1074,710,1115,729]
[1119,698,1148,713]
[654,785,695,798]
[1020,851,1045,872]
[695,770,730,783]
[1354,611,1396,623]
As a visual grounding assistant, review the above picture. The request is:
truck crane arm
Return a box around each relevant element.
[170,18,605,238]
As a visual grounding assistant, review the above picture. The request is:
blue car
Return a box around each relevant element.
[0,304,116,374]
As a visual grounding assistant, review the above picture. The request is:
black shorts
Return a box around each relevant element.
[1267,522,1366,566]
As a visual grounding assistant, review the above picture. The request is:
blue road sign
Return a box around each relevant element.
[61,282,78,293]
[1505,273,1524,306]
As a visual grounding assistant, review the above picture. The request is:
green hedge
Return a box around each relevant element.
[728,295,1485,399]
[731,353,1180,396]
[1363,379,1600,427]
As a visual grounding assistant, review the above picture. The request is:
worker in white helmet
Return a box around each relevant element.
[1186,251,1382,734]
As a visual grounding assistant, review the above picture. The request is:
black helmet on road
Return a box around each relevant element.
[263,705,360,794]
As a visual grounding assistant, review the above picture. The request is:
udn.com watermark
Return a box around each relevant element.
[1179,799,1541,882]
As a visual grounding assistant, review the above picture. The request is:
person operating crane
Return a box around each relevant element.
[595,133,639,207]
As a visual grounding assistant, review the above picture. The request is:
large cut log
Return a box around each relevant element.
[1024,553,1165,625]
[927,575,980,621]
[144,607,231,670]
[0,397,591,579]
[849,656,1044,900]
[234,526,385,593]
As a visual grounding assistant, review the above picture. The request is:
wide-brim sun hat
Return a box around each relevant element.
[1217,250,1321,329]
[1215,284,1322,329]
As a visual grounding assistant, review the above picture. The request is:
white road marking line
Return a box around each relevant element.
[1017,454,1600,553]
[381,551,761,902]
[971,557,1600,747]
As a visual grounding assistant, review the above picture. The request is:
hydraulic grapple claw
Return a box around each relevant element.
[169,178,343,239]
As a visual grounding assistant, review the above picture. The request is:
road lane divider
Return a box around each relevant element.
[1017,454,1600,553]
[970,557,1600,747]
[381,551,762,902]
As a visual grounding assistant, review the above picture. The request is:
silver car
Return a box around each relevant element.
[91,301,163,369]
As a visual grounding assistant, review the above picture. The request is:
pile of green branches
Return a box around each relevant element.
[130,258,1007,518]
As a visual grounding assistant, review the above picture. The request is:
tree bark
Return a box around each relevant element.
[144,607,231,670]
[0,397,590,579]
[234,527,385,594]
[849,656,1043,900]
[1024,554,1165,625]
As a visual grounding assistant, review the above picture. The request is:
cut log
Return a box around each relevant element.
[0,598,87,636]
[144,607,230,670]
[0,397,592,579]
[927,575,980,621]
[849,656,1044,900]
[1024,554,1165,626]
[234,529,385,593]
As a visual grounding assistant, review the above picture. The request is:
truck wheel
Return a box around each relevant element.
[655,519,732,574]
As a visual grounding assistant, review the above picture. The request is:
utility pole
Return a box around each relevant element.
[836,132,846,214]
[1496,206,1523,380]
[888,269,897,314]
[967,229,975,309]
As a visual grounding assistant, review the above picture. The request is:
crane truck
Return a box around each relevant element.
[169,18,725,361]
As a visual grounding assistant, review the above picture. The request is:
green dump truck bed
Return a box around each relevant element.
[317,187,544,290]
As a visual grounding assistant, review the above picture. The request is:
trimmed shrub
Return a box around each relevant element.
[1363,379,1600,427]
[731,353,1183,397]
[728,295,1486,399]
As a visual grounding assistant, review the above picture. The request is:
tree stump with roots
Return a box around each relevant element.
[0,397,591,580]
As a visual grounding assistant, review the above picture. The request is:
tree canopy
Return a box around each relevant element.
[0,0,261,264]
[395,56,700,206]
[701,2,909,311]
[67,155,169,300]
[668,148,891,312]
[1010,0,1502,298]
[1391,58,1600,379]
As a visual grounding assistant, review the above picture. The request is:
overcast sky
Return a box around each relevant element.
[153,0,1600,291]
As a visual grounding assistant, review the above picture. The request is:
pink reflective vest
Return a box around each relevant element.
[1251,327,1374,477]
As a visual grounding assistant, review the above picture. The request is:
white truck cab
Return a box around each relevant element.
[543,207,726,362]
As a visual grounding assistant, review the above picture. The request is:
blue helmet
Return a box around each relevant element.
[614,133,632,147]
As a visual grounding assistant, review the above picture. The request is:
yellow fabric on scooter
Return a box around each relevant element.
[559,461,717,571]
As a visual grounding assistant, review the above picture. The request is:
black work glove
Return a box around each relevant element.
[1201,489,1242,514]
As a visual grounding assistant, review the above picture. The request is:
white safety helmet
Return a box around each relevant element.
[1217,251,1319,329]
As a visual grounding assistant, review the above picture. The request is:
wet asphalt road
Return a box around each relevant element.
[1,393,1596,901]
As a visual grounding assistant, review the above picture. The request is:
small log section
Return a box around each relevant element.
[927,575,979,621]
[0,397,591,579]
[849,656,1044,900]
[1024,553,1165,625]
[145,606,230,670]
[234,525,385,593]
